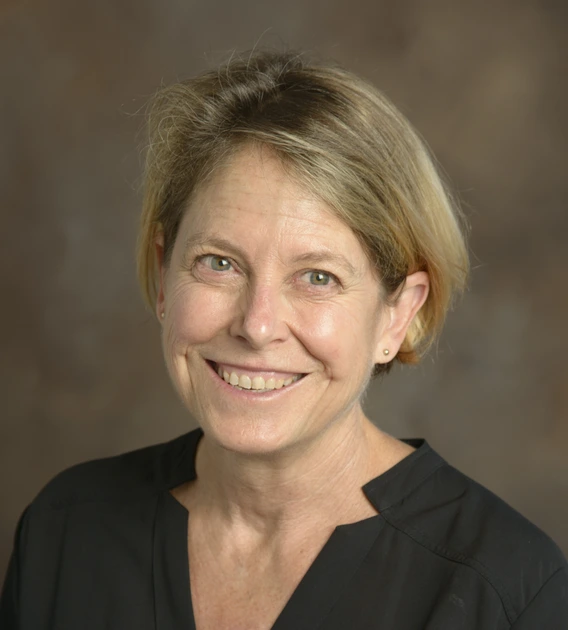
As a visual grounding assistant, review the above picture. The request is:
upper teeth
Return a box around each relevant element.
[216,366,301,391]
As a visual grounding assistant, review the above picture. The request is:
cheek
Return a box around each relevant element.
[166,284,234,350]
[296,303,379,378]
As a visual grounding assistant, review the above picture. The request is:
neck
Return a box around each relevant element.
[187,406,387,540]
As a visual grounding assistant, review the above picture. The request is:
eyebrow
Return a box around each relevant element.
[183,232,359,276]
[290,251,358,276]
[183,233,244,260]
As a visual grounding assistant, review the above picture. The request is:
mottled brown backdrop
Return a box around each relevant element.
[1,0,567,580]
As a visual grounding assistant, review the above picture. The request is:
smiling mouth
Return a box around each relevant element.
[207,361,306,392]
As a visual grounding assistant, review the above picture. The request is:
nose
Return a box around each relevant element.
[229,281,289,349]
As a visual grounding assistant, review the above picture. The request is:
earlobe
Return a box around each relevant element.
[374,271,430,363]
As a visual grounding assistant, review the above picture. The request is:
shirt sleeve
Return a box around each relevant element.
[511,568,568,629]
[0,507,29,630]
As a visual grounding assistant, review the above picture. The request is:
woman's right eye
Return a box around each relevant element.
[200,255,233,272]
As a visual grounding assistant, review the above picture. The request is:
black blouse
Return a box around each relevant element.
[1,428,567,629]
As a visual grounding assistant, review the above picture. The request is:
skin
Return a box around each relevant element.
[155,145,429,628]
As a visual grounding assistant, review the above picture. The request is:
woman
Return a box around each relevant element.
[1,51,567,629]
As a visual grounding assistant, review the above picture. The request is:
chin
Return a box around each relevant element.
[200,413,305,458]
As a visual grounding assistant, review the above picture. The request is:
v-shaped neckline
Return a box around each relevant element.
[154,491,383,630]
[151,428,439,629]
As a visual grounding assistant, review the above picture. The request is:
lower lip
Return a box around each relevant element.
[205,360,306,400]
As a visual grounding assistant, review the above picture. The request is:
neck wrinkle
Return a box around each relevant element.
[187,409,386,544]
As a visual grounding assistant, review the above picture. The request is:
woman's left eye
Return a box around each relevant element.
[302,270,337,287]
[309,271,330,285]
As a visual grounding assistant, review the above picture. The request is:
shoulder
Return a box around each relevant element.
[386,450,568,621]
[29,428,201,512]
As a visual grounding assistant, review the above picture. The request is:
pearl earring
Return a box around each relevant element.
[383,349,390,356]
[160,311,165,319]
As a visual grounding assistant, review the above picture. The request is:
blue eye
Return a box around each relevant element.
[308,271,331,285]
[207,255,232,271]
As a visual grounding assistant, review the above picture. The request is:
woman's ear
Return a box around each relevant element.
[374,271,430,364]
[155,232,166,322]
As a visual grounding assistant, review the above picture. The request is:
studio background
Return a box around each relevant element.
[1,0,567,580]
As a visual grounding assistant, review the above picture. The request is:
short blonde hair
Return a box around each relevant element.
[137,51,469,374]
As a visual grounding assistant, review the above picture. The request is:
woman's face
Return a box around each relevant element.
[157,146,419,455]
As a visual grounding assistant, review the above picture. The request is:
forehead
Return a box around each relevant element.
[177,146,369,265]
